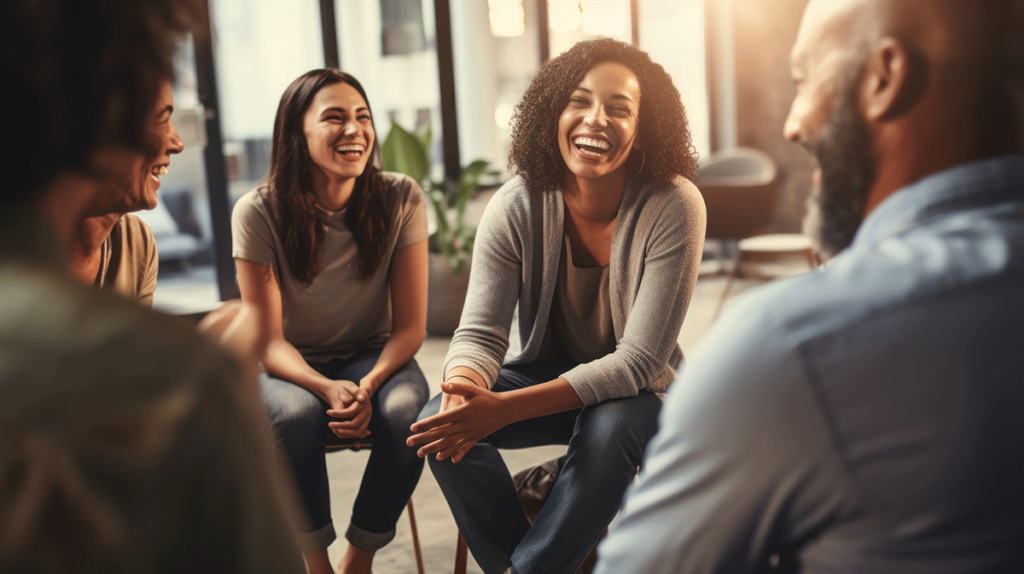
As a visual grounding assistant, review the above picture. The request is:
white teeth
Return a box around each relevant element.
[151,166,168,177]
[335,144,365,153]
[573,137,611,151]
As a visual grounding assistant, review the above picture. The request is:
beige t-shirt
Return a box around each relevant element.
[101,213,159,307]
[231,172,428,362]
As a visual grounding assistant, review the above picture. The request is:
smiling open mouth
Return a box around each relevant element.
[150,165,167,179]
[335,144,365,157]
[573,136,611,157]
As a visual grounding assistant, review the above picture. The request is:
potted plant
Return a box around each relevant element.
[381,123,496,335]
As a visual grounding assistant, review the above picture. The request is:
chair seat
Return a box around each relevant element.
[712,233,819,321]
[737,233,813,253]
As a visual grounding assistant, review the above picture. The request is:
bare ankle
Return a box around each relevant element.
[337,543,374,574]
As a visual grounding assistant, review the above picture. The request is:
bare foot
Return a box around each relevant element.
[337,543,375,574]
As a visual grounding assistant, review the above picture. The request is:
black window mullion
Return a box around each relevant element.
[433,0,461,182]
[537,0,550,63]
[193,0,238,301]
[320,0,340,68]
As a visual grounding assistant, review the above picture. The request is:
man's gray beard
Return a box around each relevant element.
[801,81,876,259]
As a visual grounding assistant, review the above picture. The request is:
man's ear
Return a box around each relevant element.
[862,37,922,120]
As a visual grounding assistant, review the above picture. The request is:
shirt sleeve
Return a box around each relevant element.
[563,177,707,404]
[138,221,158,307]
[394,174,429,250]
[594,296,857,573]
[231,189,277,268]
[442,185,524,387]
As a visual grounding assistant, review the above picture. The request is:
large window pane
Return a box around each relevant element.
[335,0,444,179]
[212,0,325,200]
[549,0,632,56]
[638,0,710,158]
[451,1,541,176]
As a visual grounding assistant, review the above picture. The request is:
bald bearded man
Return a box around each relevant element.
[595,1,1024,572]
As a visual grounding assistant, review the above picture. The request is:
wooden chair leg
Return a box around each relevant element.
[712,250,745,321]
[454,532,468,574]
[406,500,425,574]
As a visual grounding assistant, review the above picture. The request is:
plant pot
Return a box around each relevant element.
[426,252,470,336]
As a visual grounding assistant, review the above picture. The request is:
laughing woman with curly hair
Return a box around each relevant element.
[409,39,706,574]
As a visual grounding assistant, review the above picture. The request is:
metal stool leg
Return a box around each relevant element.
[713,250,745,321]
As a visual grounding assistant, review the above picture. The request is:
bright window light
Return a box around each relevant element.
[494,102,516,129]
[549,0,582,33]
[581,0,628,37]
[489,0,525,37]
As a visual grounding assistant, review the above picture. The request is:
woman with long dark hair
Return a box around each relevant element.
[232,69,429,574]
[409,39,706,574]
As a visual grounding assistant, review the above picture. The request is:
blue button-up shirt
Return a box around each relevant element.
[596,156,1024,573]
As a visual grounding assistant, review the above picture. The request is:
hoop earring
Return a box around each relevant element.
[633,148,645,177]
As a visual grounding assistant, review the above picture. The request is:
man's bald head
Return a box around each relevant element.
[787,0,1024,257]
[793,0,1023,147]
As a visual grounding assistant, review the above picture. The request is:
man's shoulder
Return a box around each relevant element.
[720,215,1024,362]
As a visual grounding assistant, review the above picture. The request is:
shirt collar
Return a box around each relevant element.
[853,154,1024,247]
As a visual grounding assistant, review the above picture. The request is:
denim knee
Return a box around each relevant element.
[376,384,427,442]
[373,363,429,441]
[417,392,443,422]
[260,374,325,443]
[573,394,660,463]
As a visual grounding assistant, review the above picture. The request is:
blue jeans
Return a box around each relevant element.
[420,359,662,574]
[260,348,429,552]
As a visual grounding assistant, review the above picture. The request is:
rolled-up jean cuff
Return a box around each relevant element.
[302,522,337,552]
[346,523,396,552]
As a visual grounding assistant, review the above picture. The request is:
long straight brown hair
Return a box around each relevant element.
[268,68,392,284]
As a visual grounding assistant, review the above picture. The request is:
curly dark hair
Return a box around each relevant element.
[509,38,698,192]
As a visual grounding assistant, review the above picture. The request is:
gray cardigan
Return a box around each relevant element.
[443,175,707,405]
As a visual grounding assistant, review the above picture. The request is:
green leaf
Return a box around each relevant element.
[381,123,429,184]
[383,121,495,272]
[429,188,450,235]
[416,125,433,156]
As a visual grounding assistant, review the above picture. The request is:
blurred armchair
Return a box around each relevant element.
[697,146,781,260]
[696,147,817,319]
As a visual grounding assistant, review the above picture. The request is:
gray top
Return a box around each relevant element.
[596,156,1024,573]
[232,172,427,362]
[550,234,615,364]
[444,175,706,405]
